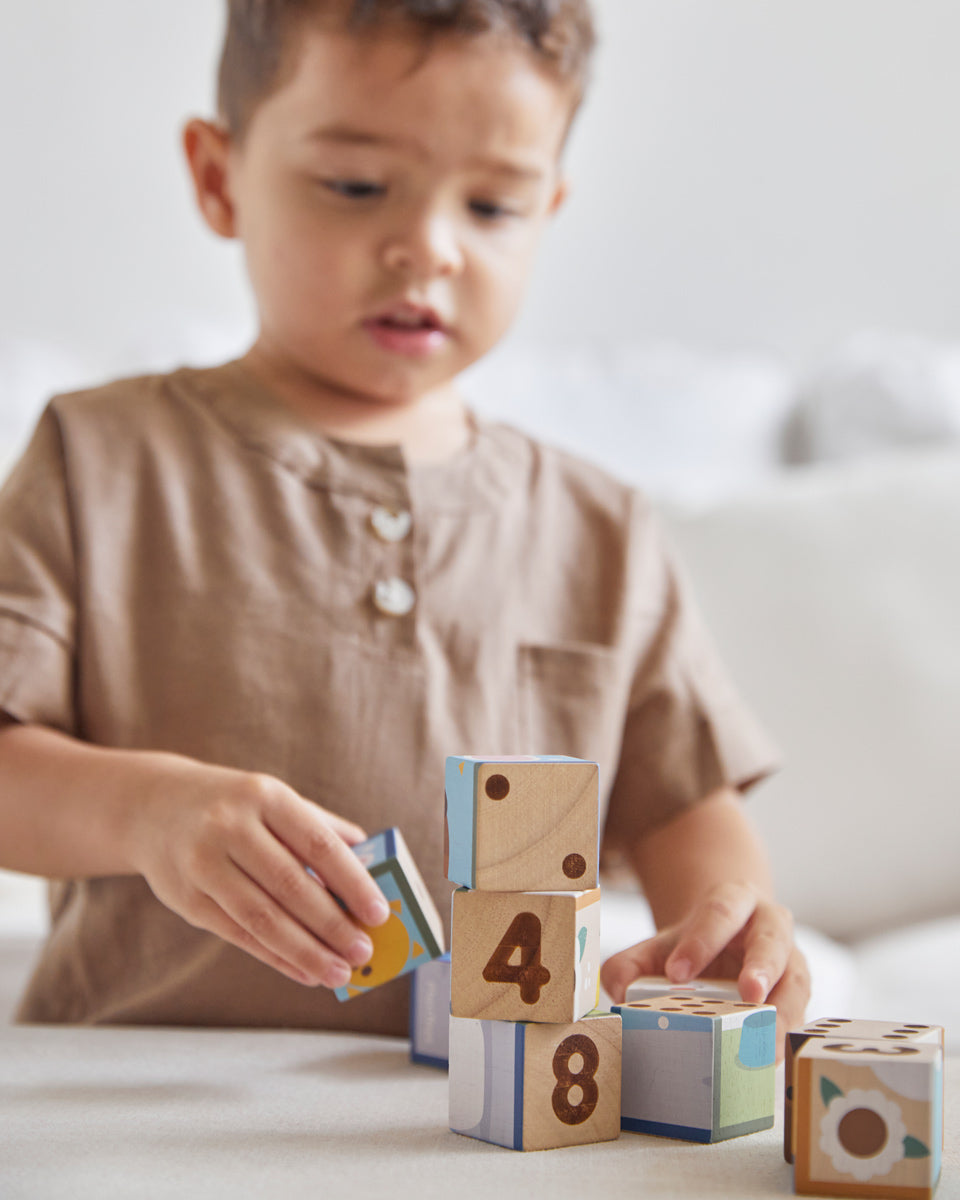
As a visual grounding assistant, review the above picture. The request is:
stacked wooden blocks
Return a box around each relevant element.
[786,1017,944,1198]
[445,755,622,1151]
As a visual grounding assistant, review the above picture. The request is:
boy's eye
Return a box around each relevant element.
[469,199,518,221]
[320,179,386,199]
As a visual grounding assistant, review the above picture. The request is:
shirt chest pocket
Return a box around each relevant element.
[517,641,626,767]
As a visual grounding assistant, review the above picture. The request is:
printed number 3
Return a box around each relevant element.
[552,1034,600,1125]
[482,912,551,1004]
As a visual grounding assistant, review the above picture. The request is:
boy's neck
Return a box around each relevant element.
[238,346,474,465]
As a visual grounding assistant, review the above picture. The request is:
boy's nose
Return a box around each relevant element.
[381,214,464,279]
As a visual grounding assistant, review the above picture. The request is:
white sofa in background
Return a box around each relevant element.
[1,334,958,1039]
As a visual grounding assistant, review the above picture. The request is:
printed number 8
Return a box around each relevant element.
[552,1034,599,1126]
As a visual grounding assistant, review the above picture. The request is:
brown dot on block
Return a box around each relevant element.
[883,1034,908,1040]
[361,966,373,978]
[901,1025,929,1030]
[838,1108,888,1159]
[562,852,587,879]
[485,774,510,800]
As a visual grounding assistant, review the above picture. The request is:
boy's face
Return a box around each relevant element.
[199,23,572,409]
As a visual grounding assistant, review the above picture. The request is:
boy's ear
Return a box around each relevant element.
[547,175,569,218]
[183,118,238,239]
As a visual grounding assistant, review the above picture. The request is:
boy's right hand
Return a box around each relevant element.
[127,759,391,989]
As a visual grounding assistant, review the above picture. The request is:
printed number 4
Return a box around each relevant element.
[482,912,551,1004]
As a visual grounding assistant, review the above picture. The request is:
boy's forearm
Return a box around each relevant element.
[0,722,173,878]
[628,786,775,928]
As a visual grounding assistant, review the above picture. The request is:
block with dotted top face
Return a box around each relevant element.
[450,887,601,1024]
[449,1011,622,1151]
[793,1038,943,1199]
[784,1018,945,1163]
[332,827,445,1001]
[444,756,599,892]
[613,995,777,1143]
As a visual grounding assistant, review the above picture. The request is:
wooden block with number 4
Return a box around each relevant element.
[445,755,598,891]
[450,887,601,1024]
[449,1011,622,1151]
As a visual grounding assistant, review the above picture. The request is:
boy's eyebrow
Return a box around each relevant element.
[304,124,546,182]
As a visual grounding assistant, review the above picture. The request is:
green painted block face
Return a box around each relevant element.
[718,1010,777,1135]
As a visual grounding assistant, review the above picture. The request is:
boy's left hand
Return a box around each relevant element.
[600,881,810,1061]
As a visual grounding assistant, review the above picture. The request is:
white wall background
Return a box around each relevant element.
[2,0,960,372]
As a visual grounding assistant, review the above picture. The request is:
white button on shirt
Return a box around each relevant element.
[369,506,412,543]
[372,577,416,617]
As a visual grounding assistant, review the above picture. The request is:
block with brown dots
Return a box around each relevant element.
[332,827,445,1001]
[792,1037,943,1198]
[450,886,602,1024]
[444,756,598,892]
[612,995,777,1142]
[784,1017,945,1163]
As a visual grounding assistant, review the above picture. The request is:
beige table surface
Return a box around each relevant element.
[1,1025,957,1200]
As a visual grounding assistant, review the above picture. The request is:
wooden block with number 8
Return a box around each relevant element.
[449,1011,622,1151]
[450,887,601,1024]
[445,756,598,892]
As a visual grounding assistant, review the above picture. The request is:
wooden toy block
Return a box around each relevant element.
[333,827,445,1001]
[410,952,451,1069]
[613,995,777,1143]
[625,975,741,1004]
[449,1010,622,1151]
[785,1018,945,1163]
[450,887,601,1024]
[444,755,598,892]
[793,1038,943,1198]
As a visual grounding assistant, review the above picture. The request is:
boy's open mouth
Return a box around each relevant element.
[364,303,449,357]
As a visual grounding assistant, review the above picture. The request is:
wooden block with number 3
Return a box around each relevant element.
[449,1011,622,1151]
[445,756,598,892]
[450,887,601,1024]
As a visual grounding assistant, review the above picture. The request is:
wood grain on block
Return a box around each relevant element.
[794,1038,943,1199]
[333,827,445,1001]
[449,1011,621,1151]
[410,952,451,1069]
[625,976,741,1004]
[444,756,598,892]
[613,996,777,1143]
[450,887,601,1024]
[785,1018,944,1163]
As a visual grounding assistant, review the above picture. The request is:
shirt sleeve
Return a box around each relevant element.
[601,494,778,853]
[0,405,77,732]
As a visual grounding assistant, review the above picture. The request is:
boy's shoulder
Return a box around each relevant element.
[476,414,651,525]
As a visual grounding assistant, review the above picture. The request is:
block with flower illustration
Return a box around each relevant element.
[612,995,777,1142]
[793,1038,943,1199]
[785,1018,945,1163]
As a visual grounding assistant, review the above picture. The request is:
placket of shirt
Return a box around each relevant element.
[363,482,419,652]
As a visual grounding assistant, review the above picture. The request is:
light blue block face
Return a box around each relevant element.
[614,1005,714,1135]
[445,758,478,888]
[449,1017,523,1150]
[410,952,452,1069]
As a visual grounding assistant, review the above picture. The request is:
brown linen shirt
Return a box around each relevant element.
[0,361,776,1032]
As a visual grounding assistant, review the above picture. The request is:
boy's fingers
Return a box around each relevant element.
[207,859,356,989]
[766,946,813,1061]
[664,883,758,984]
[189,893,328,988]
[315,808,368,846]
[228,828,374,969]
[736,902,794,1005]
[600,934,673,1003]
[263,798,390,927]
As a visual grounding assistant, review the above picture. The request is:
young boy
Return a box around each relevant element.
[0,0,808,1047]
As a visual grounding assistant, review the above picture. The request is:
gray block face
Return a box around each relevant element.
[448,1017,521,1150]
[620,1026,713,1131]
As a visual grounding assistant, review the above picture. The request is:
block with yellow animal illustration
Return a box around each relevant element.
[334,827,445,1001]
[793,1037,943,1199]
[450,887,601,1024]
[444,755,599,892]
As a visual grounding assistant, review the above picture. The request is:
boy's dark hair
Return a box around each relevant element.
[218,0,596,142]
